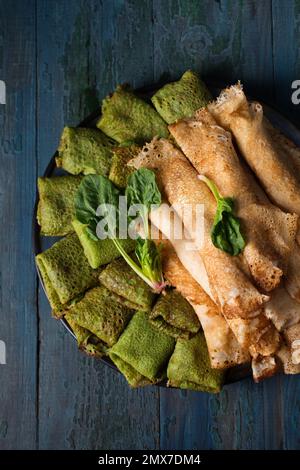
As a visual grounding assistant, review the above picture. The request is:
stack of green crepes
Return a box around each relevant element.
[36,71,225,393]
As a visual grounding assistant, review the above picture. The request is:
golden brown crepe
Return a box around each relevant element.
[149,204,213,299]
[148,197,279,357]
[285,242,300,303]
[169,109,298,292]
[208,83,300,215]
[251,355,278,383]
[277,322,300,374]
[160,240,250,369]
[130,137,269,320]
[264,287,300,331]
[277,345,300,374]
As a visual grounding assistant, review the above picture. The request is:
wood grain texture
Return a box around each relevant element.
[1,0,300,450]
[0,0,38,449]
[272,0,300,125]
[153,0,274,99]
[36,0,159,450]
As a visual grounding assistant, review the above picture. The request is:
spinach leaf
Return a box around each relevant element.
[126,168,161,238]
[199,175,245,256]
[135,237,164,287]
[74,172,166,292]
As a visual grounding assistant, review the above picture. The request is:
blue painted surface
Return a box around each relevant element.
[0,0,299,450]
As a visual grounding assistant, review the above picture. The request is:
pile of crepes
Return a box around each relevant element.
[130,81,300,383]
[36,71,300,387]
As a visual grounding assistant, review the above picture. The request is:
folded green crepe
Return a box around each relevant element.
[56,126,115,176]
[99,257,155,311]
[109,144,141,189]
[65,286,133,350]
[37,175,82,236]
[36,233,101,317]
[151,70,212,124]
[97,85,169,144]
[72,219,136,269]
[109,311,175,387]
[65,313,107,357]
[149,289,200,339]
[167,332,225,393]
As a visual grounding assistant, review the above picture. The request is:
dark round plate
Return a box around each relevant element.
[33,80,300,387]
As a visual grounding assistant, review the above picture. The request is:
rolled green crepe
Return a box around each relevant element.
[72,219,136,269]
[56,126,115,176]
[97,85,169,144]
[65,286,133,350]
[99,257,155,311]
[167,333,225,393]
[37,175,82,236]
[151,70,212,124]
[109,311,175,387]
[149,289,200,339]
[109,144,140,189]
[36,233,100,317]
[65,313,107,357]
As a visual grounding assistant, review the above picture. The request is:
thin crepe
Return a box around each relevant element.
[65,286,133,350]
[284,242,300,304]
[97,85,168,144]
[208,83,300,215]
[169,109,297,292]
[264,286,300,331]
[130,138,269,320]
[277,321,300,374]
[36,233,100,317]
[149,289,200,339]
[109,310,175,387]
[56,126,115,176]
[251,355,278,383]
[72,219,136,269]
[37,175,82,236]
[65,313,107,357]
[151,70,212,124]
[99,257,155,311]
[167,332,225,393]
[108,144,140,188]
[160,239,250,368]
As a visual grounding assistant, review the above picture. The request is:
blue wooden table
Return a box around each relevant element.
[0,0,300,450]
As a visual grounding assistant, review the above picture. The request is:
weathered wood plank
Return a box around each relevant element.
[0,0,38,449]
[272,0,300,125]
[153,0,274,99]
[153,0,287,450]
[36,0,159,450]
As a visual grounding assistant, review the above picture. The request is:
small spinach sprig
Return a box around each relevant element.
[198,175,245,256]
[75,170,166,293]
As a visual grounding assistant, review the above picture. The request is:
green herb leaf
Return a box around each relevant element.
[126,168,161,238]
[75,175,120,238]
[135,238,164,288]
[74,172,166,293]
[199,175,245,256]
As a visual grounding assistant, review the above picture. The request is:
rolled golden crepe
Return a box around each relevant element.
[149,203,213,299]
[277,345,300,374]
[208,83,300,215]
[264,286,300,332]
[284,240,300,303]
[264,119,300,182]
[169,109,298,292]
[130,137,269,320]
[149,204,278,357]
[160,240,250,368]
[276,322,300,374]
[251,355,278,383]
